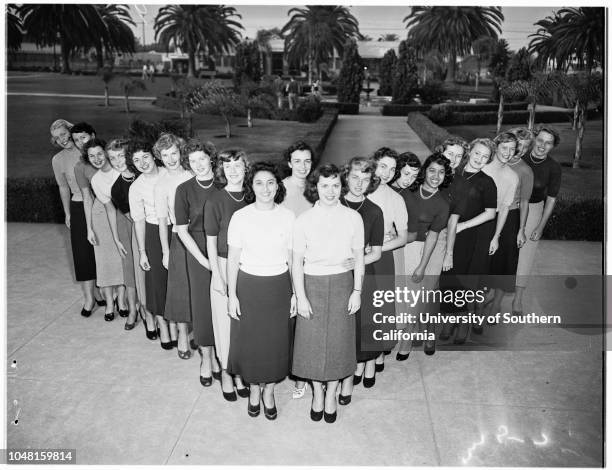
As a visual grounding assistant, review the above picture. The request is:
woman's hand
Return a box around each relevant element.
[87,228,98,246]
[517,229,526,248]
[364,244,372,254]
[488,236,499,256]
[212,273,227,296]
[139,252,150,271]
[198,256,211,270]
[65,214,71,229]
[456,222,465,234]
[347,290,361,315]
[412,266,425,283]
[228,295,241,320]
[530,226,543,241]
[162,251,169,270]
[114,239,127,259]
[442,253,453,272]
[290,293,297,318]
[340,257,356,270]
[297,296,313,319]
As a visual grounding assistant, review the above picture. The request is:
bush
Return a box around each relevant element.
[7,177,64,223]
[271,108,298,121]
[380,104,432,116]
[406,112,456,151]
[379,49,397,96]
[543,196,603,241]
[296,95,323,122]
[321,101,360,114]
[392,41,419,104]
[337,39,364,103]
[128,118,190,143]
[428,104,454,124]
[417,80,448,104]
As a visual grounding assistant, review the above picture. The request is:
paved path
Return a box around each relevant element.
[320,113,431,166]
[5,221,603,466]
[6,92,156,100]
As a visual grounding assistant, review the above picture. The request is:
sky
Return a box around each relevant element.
[129,4,559,52]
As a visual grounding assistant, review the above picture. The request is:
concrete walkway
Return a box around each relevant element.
[6,92,156,100]
[6,221,603,466]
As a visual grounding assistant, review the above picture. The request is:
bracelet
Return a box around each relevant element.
[353,289,361,292]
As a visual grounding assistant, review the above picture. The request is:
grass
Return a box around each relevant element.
[443,120,604,199]
[6,95,318,179]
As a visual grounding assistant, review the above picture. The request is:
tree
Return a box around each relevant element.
[379,49,397,96]
[6,5,23,52]
[118,75,146,113]
[471,36,496,91]
[392,40,419,104]
[18,4,107,73]
[489,38,511,103]
[281,6,361,84]
[187,81,244,138]
[337,39,364,104]
[378,33,399,42]
[155,5,243,78]
[233,40,262,88]
[503,73,559,130]
[254,28,281,76]
[404,6,504,82]
[92,5,136,70]
[99,67,115,107]
[529,8,604,73]
[506,47,533,82]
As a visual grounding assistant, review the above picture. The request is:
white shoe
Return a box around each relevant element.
[292,383,307,399]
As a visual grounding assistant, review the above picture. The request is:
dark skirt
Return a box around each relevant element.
[356,263,380,362]
[374,251,397,352]
[228,270,292,384]
[144,222,170,317]
[292,271,356,381]
[186,231,214,346]
[116,212,135,288]
[163,232,192,323]
[69,200,96,281]
[488,208,520,292]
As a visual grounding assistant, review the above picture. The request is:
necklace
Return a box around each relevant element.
[121,174,135,183]
[196,178,213,189]
[343,197,365,212]
[529,153,547,165]
[419,186,438,200]
[392,184,406,194]
[462,169,479,180]
[225,188,244,202]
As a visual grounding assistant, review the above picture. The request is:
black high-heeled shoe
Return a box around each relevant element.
[396,352,410,361]
[236,386,250,399]
[324,411,337,423]
[104,311,115,322]
[363,376,376,388]
[212,370,221,381]
[248,401,260,417]
[310,395,323,421]
[124,312,138,331]
[424,340,436,356]
[161,339,173,350]
[81,307,93,318]
[140,311,157,340]
[263,400,277,420]
[338,394,352,405]
[223,390,237,402]
[353,374,362,385]
[95,298,106,307]
[375,363,384,373]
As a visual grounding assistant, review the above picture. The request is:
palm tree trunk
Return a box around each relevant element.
[60,35,71,74]
[223,115,231,138]
[572,106,585,169]
[95,42,104,70]
[475,61,480,92]
[187,51,196,78]
[496,94,504,134]
[104,85,109,107]
[247,108,252,128]
[124,91,130,113]
[572,102,579,130]
[445,51,456,83]
[527,99,536,131]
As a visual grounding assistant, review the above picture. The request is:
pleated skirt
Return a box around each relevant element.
[292,271,355,381]
[116,211,135,288]
[186,231,214,346]
[163,232,192,323]
[69,200,96,281]
[144,222,169,317]
[91,198,123,288]
[228,270,292,384]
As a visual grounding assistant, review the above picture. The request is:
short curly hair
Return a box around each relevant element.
[153,133,185,162]
[243,161,286,204]
[435,137,469,168]
[281,140,317,177]
[458,138,496,172]
[49,119,74,147]
[371,146,399,163]
[215,148,249,188]
[81,138,108,166]
[181,138,218,172]
[414,152,454,189]
[391,151,421,186]
[341,156,380,196]
[70,122,96,136]
[533,125,561,147]
[304,163,343,204]
[126,138,161,174]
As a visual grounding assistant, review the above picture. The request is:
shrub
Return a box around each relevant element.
[296,95,323,122]
[321,101,360,114]
[543,196,602,241]
[379,49,397,96]
[380,104,432,116]
[7,177,64,223]
[392,41,419,104]
[337,39,364,103]
[428,104,454,124]
[406,112,456,151]
[417,80,448,104]
[128,118,190,144]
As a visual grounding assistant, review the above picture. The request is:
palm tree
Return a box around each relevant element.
[93,5,136,70]
[528,12,565,71]
[18,4,107,73]
[6,5,23,52]
[118,75,146,113]
[471,36,496,91]
[503,73,560,130]
[404,6,504,82]
[99,67,116,107]
[155,5,243,78]
[529,8,604,73]
[254,28,281,76]
[378,33,399,42]
[281,6,361,84]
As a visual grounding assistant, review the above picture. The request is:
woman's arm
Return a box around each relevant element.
[177,225,210,269]
[348,247,365,314]
[292,251,312,319]
[226,245,242,320]
[81,187,97,246]
[134,219,150,270]
[364,245,382,265]
[489,206,509,255]
[456,208,496,233]
[531,196,556,241]
[382,229,408,252]
[443,214,459,271]
[413,230,439,282]
[157,217,170,270]
[58,185,72,228]
[287,249,297,317]
[103,201,126,258]
[207,236,225,294]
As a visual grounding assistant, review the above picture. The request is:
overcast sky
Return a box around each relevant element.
[130,5,559,52]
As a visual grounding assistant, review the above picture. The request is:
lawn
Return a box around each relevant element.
[443,120,604,199]
[6,95,320,179]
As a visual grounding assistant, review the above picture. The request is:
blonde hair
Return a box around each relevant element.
[49,119,73,146]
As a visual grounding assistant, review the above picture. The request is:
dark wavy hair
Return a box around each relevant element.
[243,161,286,204]
[81,138,108,165]
[390,151,421,186]
[281,140,317,177]
[507,127,534,157]
[304,163,343,203]
[533,125,560,147]
[181,138,218,172]
[434,137,469,168]
[214,148,249,188]
[70,121,96,136]
[341,156,380,196]
[414,152,454,190]
[126,138,162,174]
[371,146,399,163]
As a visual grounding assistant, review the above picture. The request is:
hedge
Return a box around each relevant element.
[406,112,456,150]
[381,104,432,116]
[430,108,601,126]
[382,101,529,117]
[7,110,340,224]
[321,101,360,115]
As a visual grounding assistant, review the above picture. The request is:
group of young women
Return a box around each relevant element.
[50,118,561,423]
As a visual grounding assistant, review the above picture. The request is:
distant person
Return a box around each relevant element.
[286,76,299,110]
[273,74,284,109]
[148,63,155,82]
[142,64,148,81]
[312,79,320,97]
